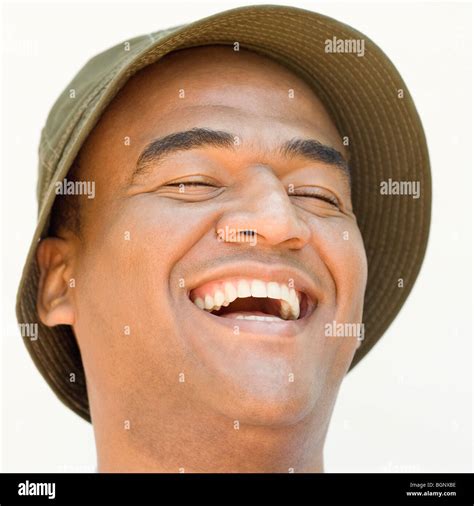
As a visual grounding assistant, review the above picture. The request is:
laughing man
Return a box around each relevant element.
[16,6,431,472]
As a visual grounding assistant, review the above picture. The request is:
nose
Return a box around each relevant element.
[215,166,312,249]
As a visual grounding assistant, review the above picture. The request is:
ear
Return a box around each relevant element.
[36,237,76,326]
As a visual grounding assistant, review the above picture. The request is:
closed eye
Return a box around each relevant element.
[167,182,217,188]
[290,190,340,208]
[156,179,224,200]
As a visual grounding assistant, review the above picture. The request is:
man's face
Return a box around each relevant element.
[54,47,367,428]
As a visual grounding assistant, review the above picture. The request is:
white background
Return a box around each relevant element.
[1,0,472,472]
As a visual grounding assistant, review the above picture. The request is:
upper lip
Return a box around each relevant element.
[186,260,321,306]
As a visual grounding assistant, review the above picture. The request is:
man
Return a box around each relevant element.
[16,5,431,472]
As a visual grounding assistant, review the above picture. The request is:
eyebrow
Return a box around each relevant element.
[131,127,350,183]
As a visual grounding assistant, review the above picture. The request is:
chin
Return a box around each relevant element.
[213,378,322,427]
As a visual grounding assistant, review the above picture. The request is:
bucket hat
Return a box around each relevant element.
[16,5,431,422]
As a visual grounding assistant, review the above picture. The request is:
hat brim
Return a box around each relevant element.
[16,4,431,422]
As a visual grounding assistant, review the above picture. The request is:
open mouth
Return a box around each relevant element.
[189,278,315,322]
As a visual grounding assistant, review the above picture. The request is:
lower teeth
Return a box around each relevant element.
[235,315,284,322]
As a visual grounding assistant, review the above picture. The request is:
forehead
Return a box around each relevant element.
[79,46,345,181]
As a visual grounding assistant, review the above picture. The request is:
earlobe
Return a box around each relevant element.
[36,237,76,327]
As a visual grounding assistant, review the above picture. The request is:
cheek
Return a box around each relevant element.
[73,194,219,335]
[72,196,220,399]
[80,193,215,275]
[311,216,367,310]
[307,217,368,380]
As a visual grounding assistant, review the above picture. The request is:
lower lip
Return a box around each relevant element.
[188,299,314,339]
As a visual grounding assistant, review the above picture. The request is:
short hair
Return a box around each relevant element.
[48,154,83,237]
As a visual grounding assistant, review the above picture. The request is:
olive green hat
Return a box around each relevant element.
[16,5,431,422]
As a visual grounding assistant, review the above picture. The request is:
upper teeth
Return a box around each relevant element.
[192,279,301,320]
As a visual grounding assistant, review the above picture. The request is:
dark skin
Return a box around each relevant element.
[37,46,367,472]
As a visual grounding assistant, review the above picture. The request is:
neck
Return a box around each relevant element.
[93,400,329,473]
